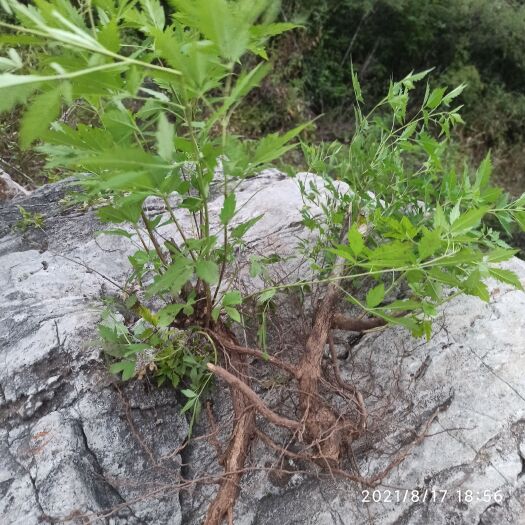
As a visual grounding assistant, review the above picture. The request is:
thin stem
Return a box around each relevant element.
[0,21,182,77]
[162,196,197,262]
[141,211,168,268]
[213,64,235,306]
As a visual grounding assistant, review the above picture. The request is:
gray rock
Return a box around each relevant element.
[0,181,187,525]
[0,168,30,203]
[1,172,525,525]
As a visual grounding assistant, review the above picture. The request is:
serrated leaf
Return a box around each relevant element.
[488,268,523,290]
[220,193,236,225]
[181,388,197,398]
[418,227,442,259]
[231,215,263,239]
[252,123,309,165]
[223,290,242,306]
[514,211,525,232]
[347,224,364,256]
[140,0,166,28]
[464,270,490,302]
[98,18,120,52]
[450,207,488,234]
[20,88,61,149]
[365,241,416,268]
[110,360,136,380]
[156,112,174,161]
[97,228,133,239]
[148,257,193,295]
[434,204,448,229]
[157,304,185,327]
[366,283,385,308]
[485,247,518,263]
[426,87,446,110]
[225,306,241,322]
[449,202,461,224]
[439,248,483,266]
[475,152,492,190]
[351,63,363,103]
[257,288,276,304]
[195,260,219,284]
[442,84,466,105]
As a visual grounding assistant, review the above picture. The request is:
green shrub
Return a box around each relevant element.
[1,0,524,520]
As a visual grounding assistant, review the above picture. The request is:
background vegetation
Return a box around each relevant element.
[2,0,525,197]
[241,0,525,195]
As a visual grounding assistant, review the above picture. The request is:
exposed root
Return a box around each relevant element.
[204,335,255,525]
[209,332,299,378]
[295,219,351,466]
[200,218,440,523]
[207,363,300,431]
[328,333,367,433]
[332,313,388,332]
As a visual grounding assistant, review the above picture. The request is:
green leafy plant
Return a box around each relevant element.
[14,204,44,231]
[299,70,525,339]
[2,1,525,523]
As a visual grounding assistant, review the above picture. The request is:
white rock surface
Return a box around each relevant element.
[0,173,524,525]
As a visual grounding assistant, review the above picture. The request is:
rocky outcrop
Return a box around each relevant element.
[0,167,30,202]
[1,172,524,524]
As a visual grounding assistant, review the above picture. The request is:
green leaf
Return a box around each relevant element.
[485,247,518,263]
[0,73,43,89]
[514,211,525,232]
[438,249,483,266]
[98,18,120,52]
[252,123,309,165]
[488,268,523,291]
[366,283,385,308]
[449,202,461,224]
[156,112,174,161]
[20,88,61,149]
[257,288,276,304]
[475,152,492,190]
[383,299,421,312]
[140,0,166,28]
[231,215,263,239]
[250,22,301,40]
[426,87,446,110]
[181,388,197,398]
[434,204,448,229]
[428,267,461,286]
[365,241,416,268]
[195,260,219,284]
[225,306,241,322]
[223,290,242,306]
[249,256,263,278]
[464,270,490,302]
[450,207,488,235]
[442,84,466,105]
[157,304,185,327]
[351,63,363,103]
[96,228,133,239]
[148,257,193,295]
[110,360,136,381]
[347,224,364,256]
[418,228,442,259]
[220,193,236,225]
